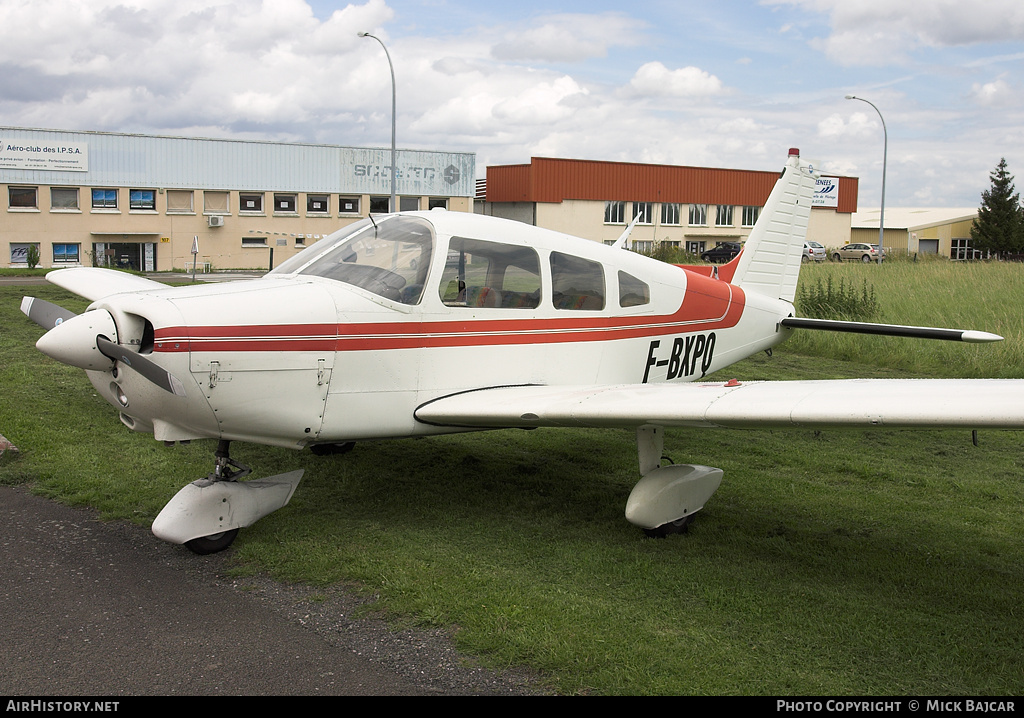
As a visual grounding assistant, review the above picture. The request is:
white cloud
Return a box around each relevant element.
[970,78,1013,107]
[817,112,880,140]
[491,13,647,63]
[628,62,724,98]
[766,0,1024,65]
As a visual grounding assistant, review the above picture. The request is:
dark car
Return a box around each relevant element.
[701,241,742,263]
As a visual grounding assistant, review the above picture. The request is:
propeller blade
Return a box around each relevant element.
[95,336,187,397]
[21,296,77,329]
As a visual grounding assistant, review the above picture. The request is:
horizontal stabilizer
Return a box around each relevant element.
[781,317,1002,343]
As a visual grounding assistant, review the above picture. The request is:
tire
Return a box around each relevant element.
[642,514,695,538]
[862,255,871,263]
[184,528,239,555]
[833,253,842,262]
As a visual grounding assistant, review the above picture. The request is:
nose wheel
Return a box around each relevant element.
[181,440,250,555]
[153,440,303,556]
[185,528,240,555]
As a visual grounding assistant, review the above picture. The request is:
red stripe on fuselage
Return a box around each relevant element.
[154,274,745,353]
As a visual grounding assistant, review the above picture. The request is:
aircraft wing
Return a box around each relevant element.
[46,267,168,301]
[415,379,1024,431]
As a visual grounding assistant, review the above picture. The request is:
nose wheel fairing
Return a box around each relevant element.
[152,469,304,548]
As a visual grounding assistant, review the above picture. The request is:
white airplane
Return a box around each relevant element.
[20,149,1024,554]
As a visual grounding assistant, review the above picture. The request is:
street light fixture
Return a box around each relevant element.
[845,95,887,263]
[359,31,397,214]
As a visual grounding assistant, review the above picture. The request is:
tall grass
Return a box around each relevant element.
[4,280,1024,695]
[791,261,1024,378]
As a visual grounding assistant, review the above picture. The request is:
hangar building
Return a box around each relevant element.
[852,208,979,259]
[477,156,858,256]
[1,127,475,271]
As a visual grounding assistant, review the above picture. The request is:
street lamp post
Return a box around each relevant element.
[359,32,397,214]
[845,95,887,263]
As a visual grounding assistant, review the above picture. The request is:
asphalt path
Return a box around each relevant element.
[2,273,538,696]
[0,486,539,696]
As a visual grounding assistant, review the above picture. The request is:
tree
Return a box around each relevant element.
[970,158,1024,256]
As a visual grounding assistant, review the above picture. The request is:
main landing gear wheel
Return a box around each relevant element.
[642,514,696,538]
[185,529,240,555]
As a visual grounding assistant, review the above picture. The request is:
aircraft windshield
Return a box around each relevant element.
[273,216,435,305]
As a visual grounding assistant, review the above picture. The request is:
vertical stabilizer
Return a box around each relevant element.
[729,149,817,302]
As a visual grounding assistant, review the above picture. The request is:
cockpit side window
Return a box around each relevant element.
[550,252,605,311]
[440,237,541,309]
[618,271,650,307]
[293,216,434,304]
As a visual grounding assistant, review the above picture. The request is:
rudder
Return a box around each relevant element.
[728,149,817,303]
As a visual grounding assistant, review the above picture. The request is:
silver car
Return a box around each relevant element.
[802,241,826,262]
[833,243,885,262]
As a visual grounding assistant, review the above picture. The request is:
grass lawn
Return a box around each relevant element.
[2,265,1024,695]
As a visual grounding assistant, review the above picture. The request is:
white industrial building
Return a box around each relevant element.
[1,127,476,271]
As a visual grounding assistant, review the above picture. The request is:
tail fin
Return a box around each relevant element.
[729,149,817,302]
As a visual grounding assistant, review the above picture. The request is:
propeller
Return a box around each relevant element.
[20,296,78,329]
[24,299,187,397]
[95,336,187,397]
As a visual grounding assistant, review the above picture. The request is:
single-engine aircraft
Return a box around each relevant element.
[20,149,1024,554]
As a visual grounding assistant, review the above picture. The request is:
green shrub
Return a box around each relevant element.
[796,275,879,320]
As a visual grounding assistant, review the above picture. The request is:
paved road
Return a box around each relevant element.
[0,486,538,696]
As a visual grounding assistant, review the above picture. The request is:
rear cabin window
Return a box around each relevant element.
[550,252,605,311]
[440,237,541,309]
[618,271,650,307]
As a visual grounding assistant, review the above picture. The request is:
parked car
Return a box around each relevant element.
[802,241,826,262]
[833,243,885,263]
[700,241,742,263]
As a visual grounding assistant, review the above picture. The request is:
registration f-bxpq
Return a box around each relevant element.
[21,150,1023,554]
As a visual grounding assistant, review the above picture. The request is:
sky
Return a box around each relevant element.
[1,0,1023,208]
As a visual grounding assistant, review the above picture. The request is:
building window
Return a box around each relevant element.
[715,205,733,227]
[661,203,681,225]
[239,193,264,213]
[369,196,390,213]
[633,202,653,224]
[688,204,708,226]
[686,240,706,255]
[92,188,118,209]
[166,190,193,213]
[130,189,156,211]
[242,237,268,247]
[604,201,625,224]
[306,194,329,214]
[339,196,361,214]
[951,238,978,261]
[9,186,38,209]
[50,187,79,210]
[204,191,229,214]
[742,206,760,227]
[400,196,420,212]
[10,243,39,265]
[428,197,448,210]
[53,243,80,264]
[632,240,654,253]
[274,193,297,213]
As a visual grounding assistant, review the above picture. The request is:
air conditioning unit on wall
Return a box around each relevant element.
[208,215,224,227]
